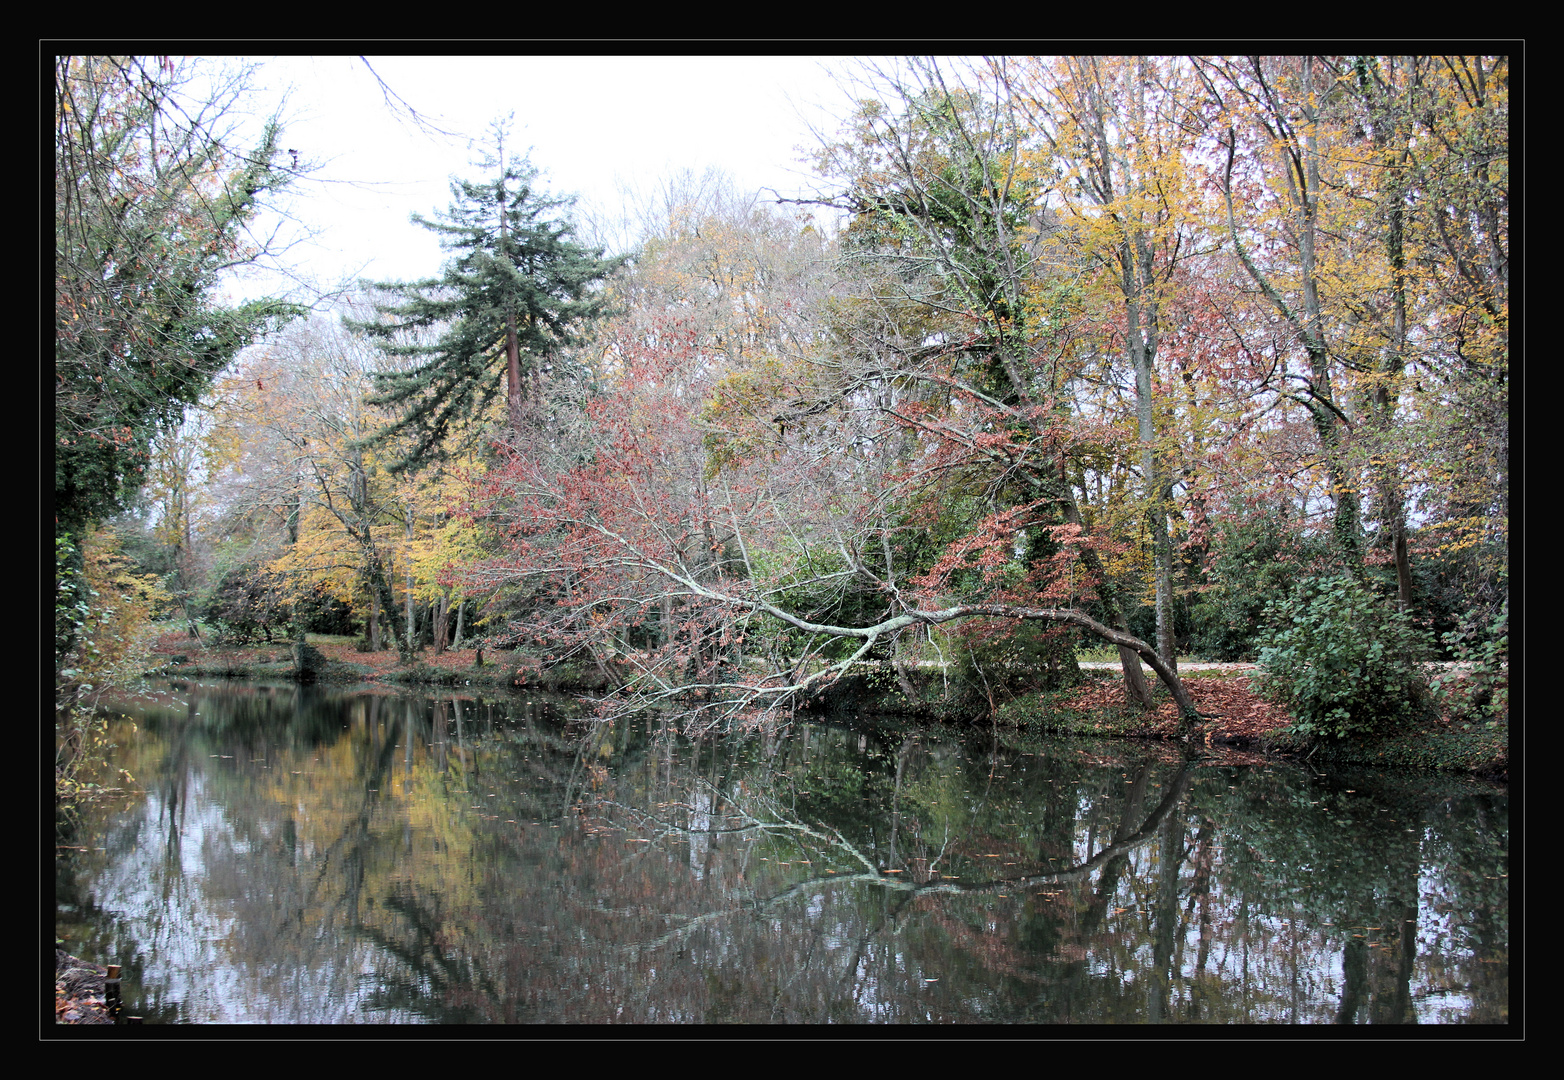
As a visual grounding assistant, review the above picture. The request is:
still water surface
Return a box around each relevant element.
[54,679,1508,1024]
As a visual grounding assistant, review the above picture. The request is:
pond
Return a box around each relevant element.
[54,679,1508,1025]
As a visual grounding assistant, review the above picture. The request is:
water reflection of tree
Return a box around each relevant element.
[71,684,1507,1024]
[578,730,1203,1021]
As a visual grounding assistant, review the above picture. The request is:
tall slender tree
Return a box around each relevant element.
[1004,55,1207,670]
[353,118,623,472]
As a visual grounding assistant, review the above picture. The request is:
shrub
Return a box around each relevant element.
[954,619,1082,700]
[202,564,291,645]
[1432,599,1508,726]
[55,529,167,796]
[1187,508,1333,661]
[292,584,359,637]
[1256,574,1434,740]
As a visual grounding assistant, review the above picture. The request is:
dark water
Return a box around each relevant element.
[54,679,1508,1025]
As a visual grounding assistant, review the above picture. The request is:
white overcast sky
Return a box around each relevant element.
[216,54,865,303]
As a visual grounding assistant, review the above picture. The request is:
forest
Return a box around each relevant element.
[54,55,1509,769]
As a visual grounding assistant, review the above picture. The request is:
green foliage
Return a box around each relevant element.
[54,57,301,535]
[833,82,1042,404]
[108,510,178,581]
[1188,508,1333,661]
[202,563,292,645]
[955,620,1082,699]
[1256,574,1434,741]
[293,584,360,638]
[1406,536,1507,660]
[55,530,165,797]
[1432,598,1508,727]
[55,536,91,677]
[352,118,624,472]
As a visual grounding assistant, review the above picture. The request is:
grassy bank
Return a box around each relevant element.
[987,670,1506,779]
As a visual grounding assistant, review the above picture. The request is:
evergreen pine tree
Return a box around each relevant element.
[354,120,622,472]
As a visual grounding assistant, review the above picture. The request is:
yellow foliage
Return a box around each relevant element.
[56,528,167,796]
[73,527,171,683]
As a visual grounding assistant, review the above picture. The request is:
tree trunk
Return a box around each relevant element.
[362,555,414,663]
[1116,635,1155,707]
[367,587,381,651]
[1215,57,1362,568]
[432,589,451,655]
[1013,607,1194,719]
[495,151,526,429]
[403,506,417,647]
[1121,58,1177,672]
[1128,295,1177,672]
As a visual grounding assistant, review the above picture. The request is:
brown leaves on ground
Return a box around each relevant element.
[1058,673,1295,742]
[55,949,112,1025]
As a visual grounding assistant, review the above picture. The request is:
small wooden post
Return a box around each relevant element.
[105,964,121,1021]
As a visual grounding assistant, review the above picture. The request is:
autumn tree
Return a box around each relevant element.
[207,300,440,661]
[997,55,1213,670]
[136,413,215,640]
[467,68,1205,731]
[794,58,1197,709]
[352,117,623,472]
[1186,55,1507,633]
[612,168,829,366]
[1347,56,1507,624]
[466,176,830,677]
[54,527,170,792]
[478,324,1203,732]
[1190,56,1381,567]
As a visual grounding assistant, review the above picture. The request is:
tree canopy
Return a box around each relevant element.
[55,56,1508,744]
[352,120,624,473]
[54,55,301,537]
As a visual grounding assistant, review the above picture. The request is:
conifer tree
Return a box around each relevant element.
[355,120,622,472]
[55,56,301,538]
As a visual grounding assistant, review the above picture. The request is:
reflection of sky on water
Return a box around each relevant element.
[59,682,1507,1025]
[91,775,423,1023]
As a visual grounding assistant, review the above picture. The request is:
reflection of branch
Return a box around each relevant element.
[612,765,1198,954]
[920,763,1196,890]
[602,776,883,876]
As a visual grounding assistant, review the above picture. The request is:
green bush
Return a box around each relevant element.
[293,585,359,637]
[955,620,1082,698]
[1256,574,1434,740]
[1432,598,1508,726]
[1187,508,1333,661]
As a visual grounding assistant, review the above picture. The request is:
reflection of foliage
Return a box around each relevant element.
[1182,764,1507,1022]
[68,684,1506,1023]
